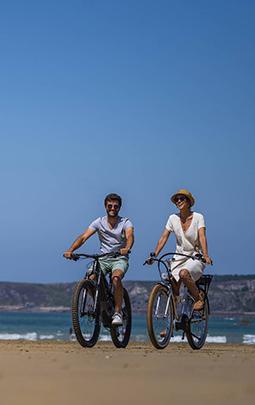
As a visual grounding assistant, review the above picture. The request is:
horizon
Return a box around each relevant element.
[1,273,255,285]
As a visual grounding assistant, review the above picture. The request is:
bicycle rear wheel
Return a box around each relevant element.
[110,288,132,348]
[147,284,174,349]
[72,279,101,348]
[186,295,209,350]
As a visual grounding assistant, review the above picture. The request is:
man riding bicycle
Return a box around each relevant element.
[63,193,134,326]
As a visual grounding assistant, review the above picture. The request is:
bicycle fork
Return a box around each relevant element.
[154,288,171,319]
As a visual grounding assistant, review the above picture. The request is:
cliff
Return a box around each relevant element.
[0,275,254,314]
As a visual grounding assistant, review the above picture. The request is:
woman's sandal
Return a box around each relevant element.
[193,291,205,311]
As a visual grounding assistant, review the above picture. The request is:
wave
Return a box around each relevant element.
[0,332,58,341]
[0,332,254,345]
[243,334,255,344]
[39,334,55,340]
[0,332,38,341]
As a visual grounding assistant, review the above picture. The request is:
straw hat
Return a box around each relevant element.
[171,189,195,207]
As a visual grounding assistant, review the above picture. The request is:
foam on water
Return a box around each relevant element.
[206,335,227,343]
[39,335,55,340]
[0,332,38,341]
[243,334,255,344]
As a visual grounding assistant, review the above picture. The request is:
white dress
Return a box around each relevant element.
[165,212,206,282]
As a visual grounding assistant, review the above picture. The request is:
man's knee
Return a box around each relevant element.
[89,273,96,281]
[112,275,122,286]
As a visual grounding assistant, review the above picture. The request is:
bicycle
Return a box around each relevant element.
[144,252,213,350]
[70,252,132,348]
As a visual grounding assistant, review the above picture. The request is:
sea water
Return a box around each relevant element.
[0,312,254,344]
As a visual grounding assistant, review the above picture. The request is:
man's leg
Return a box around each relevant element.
[112,269,124,314]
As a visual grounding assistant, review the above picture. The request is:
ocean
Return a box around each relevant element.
[0,312,254,344]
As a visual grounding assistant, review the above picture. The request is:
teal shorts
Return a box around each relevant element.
[97,256,129,277]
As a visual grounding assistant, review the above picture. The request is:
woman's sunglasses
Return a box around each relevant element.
[174,196,186,203]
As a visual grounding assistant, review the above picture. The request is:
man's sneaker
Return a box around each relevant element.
[112,312,123,326]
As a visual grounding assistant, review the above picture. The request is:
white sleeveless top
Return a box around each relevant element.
[165,212,205,258]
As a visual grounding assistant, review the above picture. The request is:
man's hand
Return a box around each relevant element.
[120,248,130,256]
[63,251,73,259]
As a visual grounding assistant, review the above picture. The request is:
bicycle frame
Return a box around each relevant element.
[146,252,211,323]
[73,252,117,327]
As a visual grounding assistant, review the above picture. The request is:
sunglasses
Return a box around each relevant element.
[107,203,120,210]
[174,196,186,203]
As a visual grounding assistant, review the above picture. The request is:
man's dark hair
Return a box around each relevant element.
[104,193,122,207]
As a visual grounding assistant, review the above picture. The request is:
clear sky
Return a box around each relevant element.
[0,0,254,282]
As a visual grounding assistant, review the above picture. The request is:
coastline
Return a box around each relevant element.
[0,341,254,405]
[1,305,255,316]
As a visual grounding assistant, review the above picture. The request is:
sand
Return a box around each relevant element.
[0,341,254,405]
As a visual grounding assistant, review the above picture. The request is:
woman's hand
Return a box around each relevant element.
[204,255,213,265]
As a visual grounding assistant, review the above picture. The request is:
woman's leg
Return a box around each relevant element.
[179,269,204,310]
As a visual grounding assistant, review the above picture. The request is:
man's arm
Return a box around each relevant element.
[63,228,96,259]
[120,227,134,256]
[198,227,212,265]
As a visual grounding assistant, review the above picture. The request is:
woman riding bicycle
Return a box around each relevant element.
[147,189,212,311]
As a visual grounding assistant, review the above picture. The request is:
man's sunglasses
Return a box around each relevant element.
[174,196,186,203]
[107,204,120,210]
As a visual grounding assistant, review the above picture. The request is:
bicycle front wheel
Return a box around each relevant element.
[72,279,101,348]
[186,296,209,350]
[110,288,132,348]
[147,284,174,349]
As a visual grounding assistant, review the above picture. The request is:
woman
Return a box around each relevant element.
[148,189,212,310]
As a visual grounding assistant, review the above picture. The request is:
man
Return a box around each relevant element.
[63,193,134,326]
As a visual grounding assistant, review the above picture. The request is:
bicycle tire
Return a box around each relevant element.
[147,283,174,349]
[186,295,209,350]
[110,288,132,348]
[72,279,101,348]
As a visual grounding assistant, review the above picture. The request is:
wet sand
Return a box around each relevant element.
[0,341,254,405]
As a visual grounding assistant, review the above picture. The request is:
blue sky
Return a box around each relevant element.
[0,0,254,282]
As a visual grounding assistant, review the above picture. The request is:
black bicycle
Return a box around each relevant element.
[70,252,132,348]
[144,252,213,350]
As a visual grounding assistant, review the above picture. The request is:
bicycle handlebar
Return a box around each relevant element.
[64,251,124,261]
[143,252,207,266]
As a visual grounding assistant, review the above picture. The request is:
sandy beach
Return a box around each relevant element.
[0,341,254,405]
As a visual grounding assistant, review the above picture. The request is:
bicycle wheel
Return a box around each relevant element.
[72,279,101,348]
[186,295,209,350]
[147,284,174,349]
[110,288,132,348]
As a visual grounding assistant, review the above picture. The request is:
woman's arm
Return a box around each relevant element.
[154,228,171,257]
[198,227,212,265]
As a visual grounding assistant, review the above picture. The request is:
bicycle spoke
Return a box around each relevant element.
[191,332,200,340]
